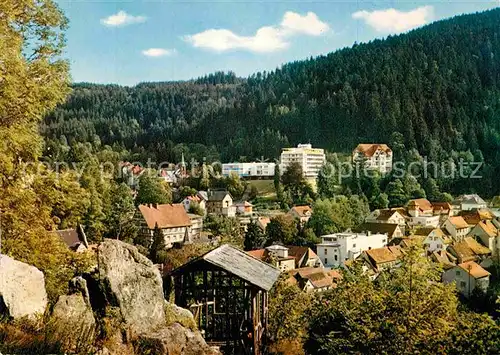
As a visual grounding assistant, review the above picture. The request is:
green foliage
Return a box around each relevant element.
[265,215,298,246]
[188,201,204,216]
[136,171,172,206]
[307,196,370,236]
[301,247,500,354]
[104,182,136,240]
[244,220,266,250]
[149,224,166,264]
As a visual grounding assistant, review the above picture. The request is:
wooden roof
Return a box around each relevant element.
[172,244,280,291]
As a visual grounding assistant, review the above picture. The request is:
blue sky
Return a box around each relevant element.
[57,0,500,86]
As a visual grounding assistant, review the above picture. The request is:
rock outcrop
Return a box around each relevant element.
[96,239,166,334]
[0,254,48,319]
[50,292,96,349]
[135,323,219,355]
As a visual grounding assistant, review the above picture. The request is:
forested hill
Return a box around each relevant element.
[43,9,500,180]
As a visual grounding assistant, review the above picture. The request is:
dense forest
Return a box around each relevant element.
[42,9,500,196]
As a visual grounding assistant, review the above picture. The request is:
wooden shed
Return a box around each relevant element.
[170,244,280,354]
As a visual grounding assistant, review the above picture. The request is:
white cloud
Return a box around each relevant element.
[184,11,330,53]
[281,11,329,36]
[142,48,176,57]
[101,10,146,27]
[352,6,434,34]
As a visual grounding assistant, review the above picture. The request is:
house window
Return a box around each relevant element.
[460,281,466,288]
[324,249,327,255]
[324,258,328,264]
[437,244,442,249]
[353,244,356,248]
[382,239,386,243]
[334,255,338,261]
[456,270,461,277]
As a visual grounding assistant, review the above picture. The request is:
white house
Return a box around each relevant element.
[451,194,488,212]
[222,162,276,178]
[316,232,388,268]
[247,245,296,272]
[413,228,450,253]
[352,144,393,173]
[442,261,490,298]
[206,190,236,217]
[280,144,326,180]
[182,195,206,214]
[469,220,500,260]
[444,216,471,242]
[406,199,441,228]
[187,213,203,241]
[365,209,407,234]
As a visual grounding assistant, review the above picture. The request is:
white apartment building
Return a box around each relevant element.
[280,144,326,180]
[352,144,393,173]
[316,232,389,268]
[222,162,276,178]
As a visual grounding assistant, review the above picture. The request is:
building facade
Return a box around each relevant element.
[280,144,326,180]
[316,232,389,268]
[352,144,393,173]
[222,162,276,178]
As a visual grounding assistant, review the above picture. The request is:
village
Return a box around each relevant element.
[53,142,500,353]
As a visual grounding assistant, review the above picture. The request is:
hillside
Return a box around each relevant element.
[42,9,500,195]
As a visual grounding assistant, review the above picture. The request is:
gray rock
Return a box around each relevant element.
[50,293,96,350]
[135,323,220,355]
[0,254,48,319]
[97,239,166,334]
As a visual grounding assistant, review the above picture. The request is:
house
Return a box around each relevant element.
[443,216,471,242]
[406,199,441,228]
[365,209,407,234]
[352,143,393,173]
[354,222,404,241]
[206,190,236,217]
[451,194,487,212]
[447,237,491,264]
[187,213,203,241]
[430,249,457,270]
[468,220,500,260]
[137,203,192,249]
[55,225,89,252]
[288,267,341,292]
[256,217,271,232]
[234,201,253,215]
[182,195,206,214]
[120,162,145,189]
[442,261,490,298]
[288,205,313,224]
[280,144,326,181]
[287,246,324,268]
[247,245,297,272]
[316,232,388,268]
[431,202,453,217]
[459,209,495,226]
[413,228,450,253]
[359,246,403,276]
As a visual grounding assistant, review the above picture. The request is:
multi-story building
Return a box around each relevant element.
[280,144,326,180]
[206,190,236,217]
[316,232,388,268]
[352,144,393,173]
[137,203,192,249]
[222,162,276,178]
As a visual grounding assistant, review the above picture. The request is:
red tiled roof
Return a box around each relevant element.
[457,261,490,279]
[138,204,191,229]
[289,205,312,217]
[408,198,433,212]
[354,144,392,157]
[447,216,469,229]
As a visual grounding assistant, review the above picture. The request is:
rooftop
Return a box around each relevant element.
[457,261,490,279]
[138,203,191,229]
[173,244,280,291]
[447,216,469,229]
[353,143,392,157]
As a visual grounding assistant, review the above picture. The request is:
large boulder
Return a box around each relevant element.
[135,323,219,355]
[50,292,96,350]
[96,239,165,334]
[0,254,48,319]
